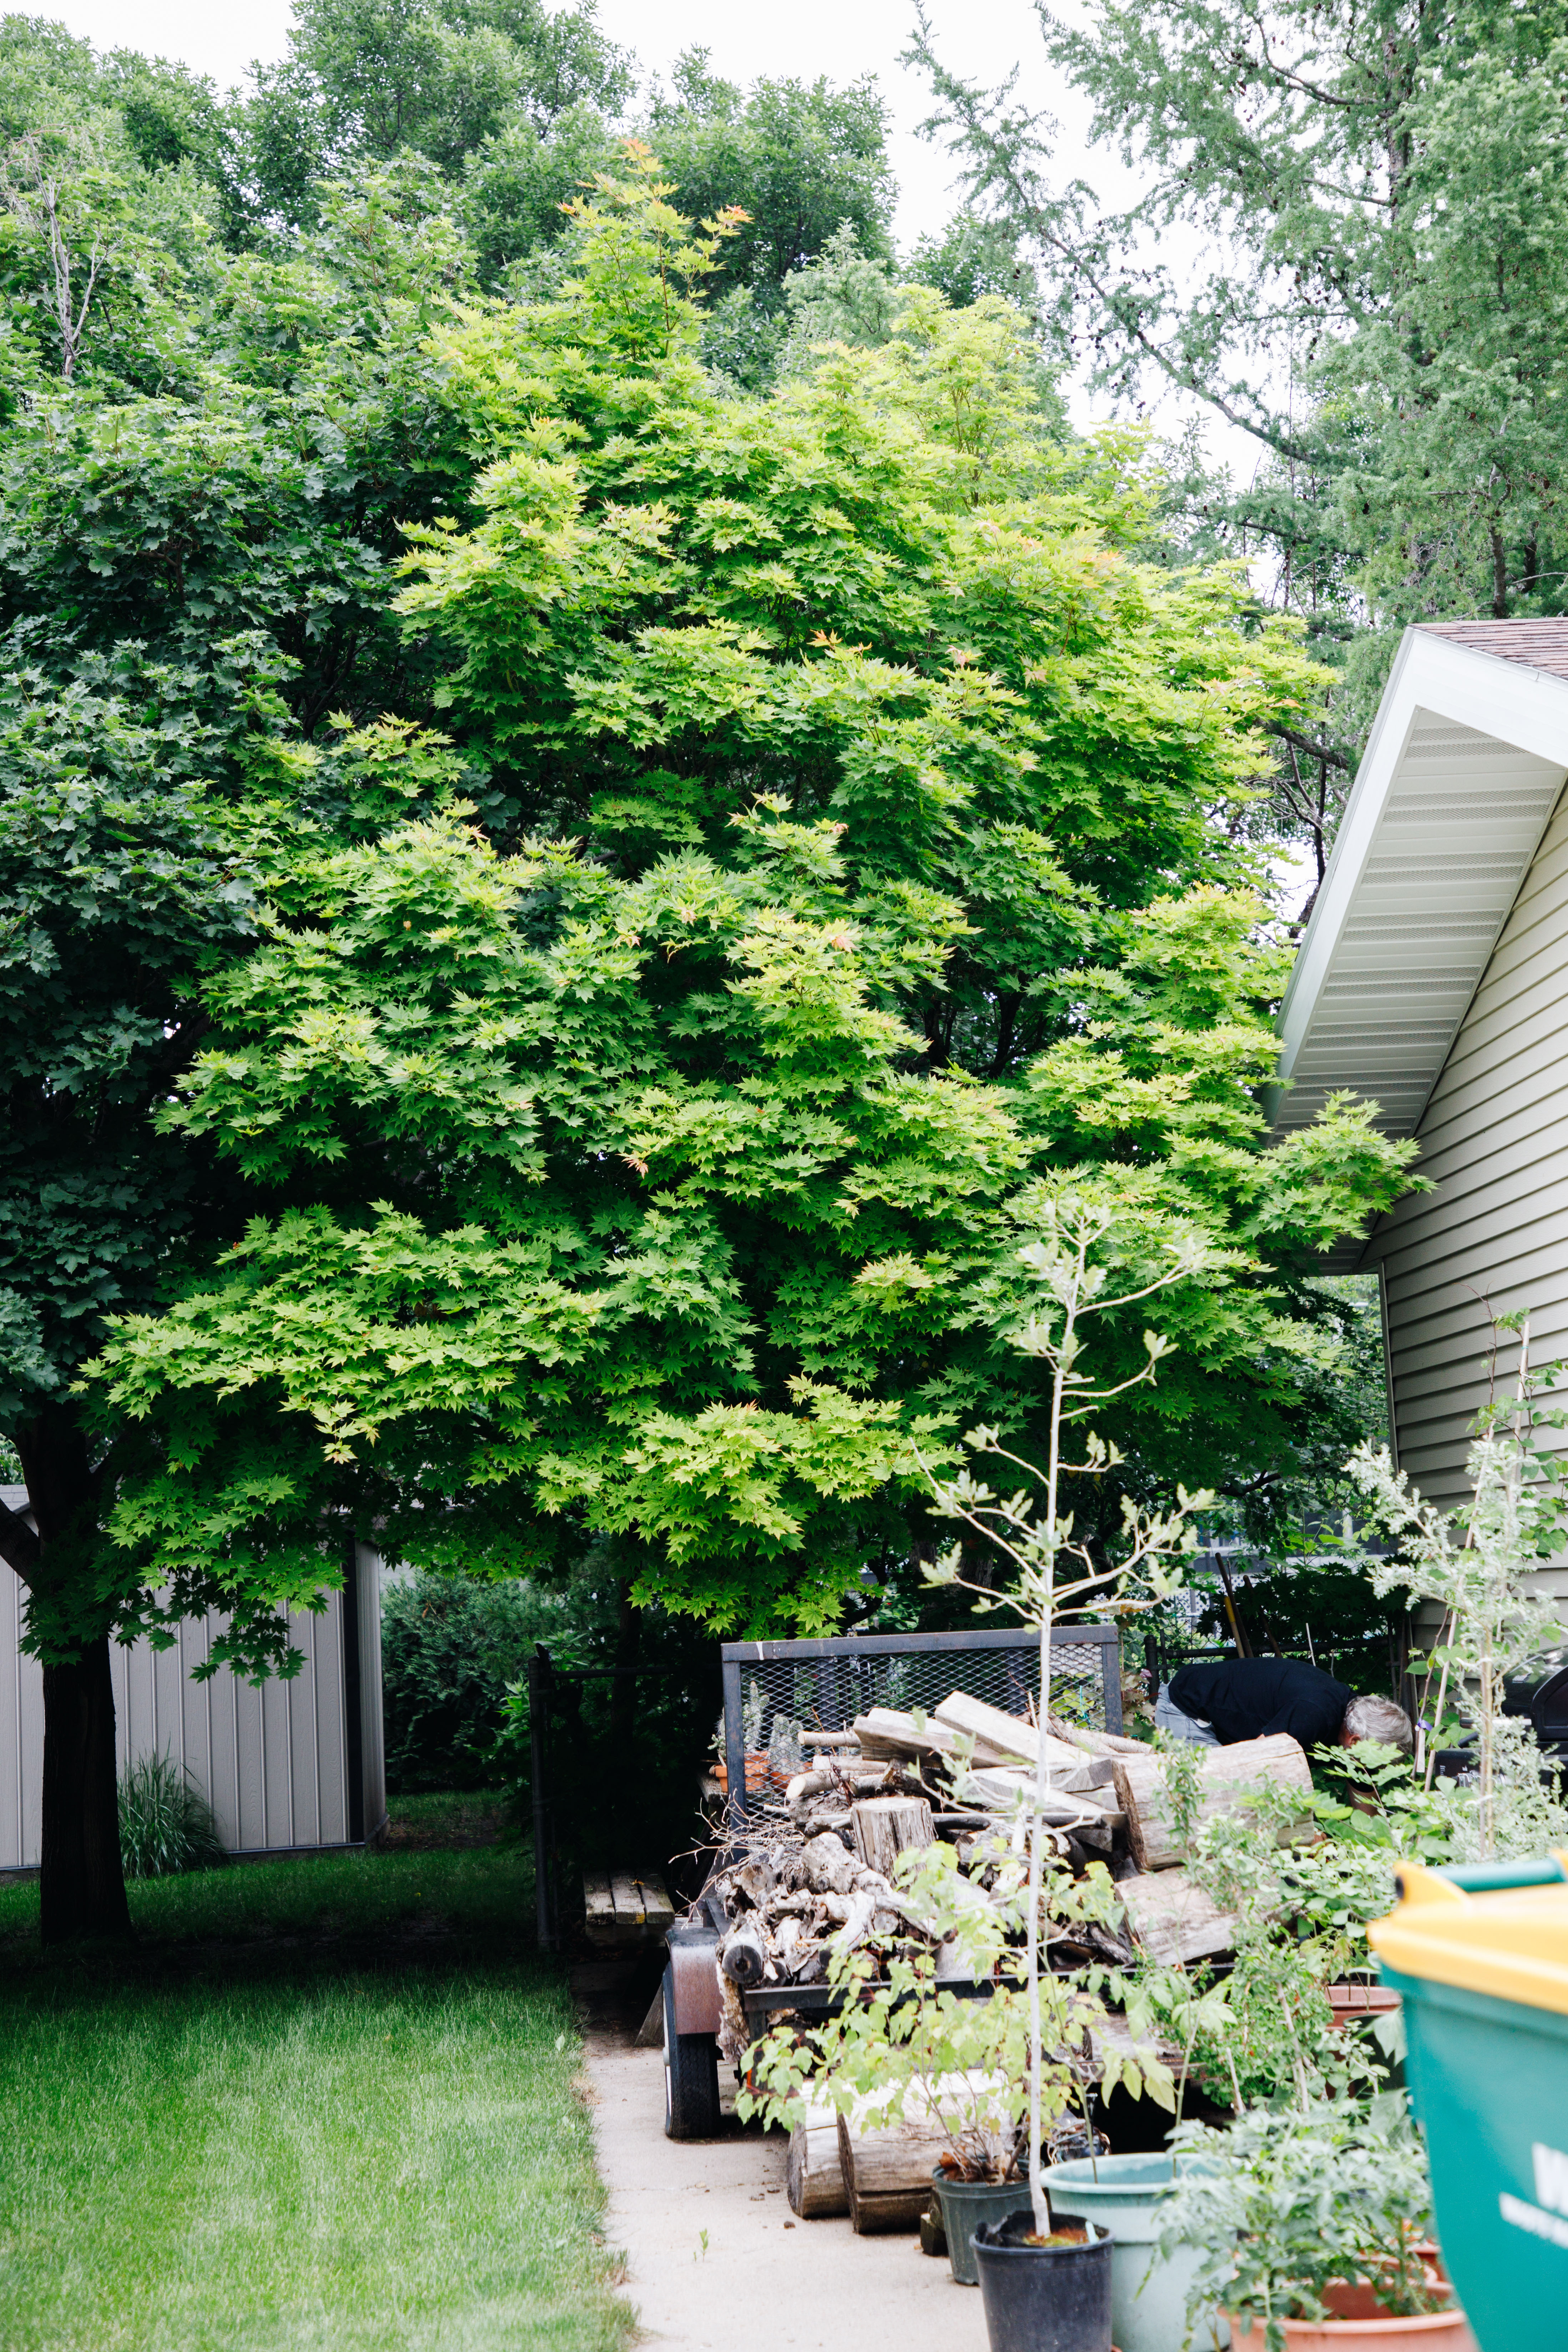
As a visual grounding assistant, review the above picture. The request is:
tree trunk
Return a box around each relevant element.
[41,1635,131,1943]
[11,1402,131,1945]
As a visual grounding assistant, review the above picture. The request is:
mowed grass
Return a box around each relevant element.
[0,1830,635,2352]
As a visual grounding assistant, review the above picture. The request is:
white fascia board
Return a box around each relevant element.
[1276,630,1568,1095]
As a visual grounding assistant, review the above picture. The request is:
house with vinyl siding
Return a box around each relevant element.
[1275,619,1568,1623]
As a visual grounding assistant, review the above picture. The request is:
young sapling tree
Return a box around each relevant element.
[915,1188,1215,2236]
[1347,1315,1568,1857]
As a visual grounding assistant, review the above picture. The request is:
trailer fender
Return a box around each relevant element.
[666,1921,723,2036]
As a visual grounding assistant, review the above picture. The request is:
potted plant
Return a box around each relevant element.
[741,1837,1173,2288]
[1156,2099,1469,2351]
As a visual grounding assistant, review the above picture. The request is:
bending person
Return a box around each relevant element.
[1156,1654,1413,1752]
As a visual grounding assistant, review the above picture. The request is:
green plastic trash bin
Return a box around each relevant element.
[1369,1853,1568,2352]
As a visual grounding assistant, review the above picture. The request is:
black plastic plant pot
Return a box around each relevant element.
[971,2212,1114,2352]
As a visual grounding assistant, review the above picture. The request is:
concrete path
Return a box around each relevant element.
[584,2033,992,2352]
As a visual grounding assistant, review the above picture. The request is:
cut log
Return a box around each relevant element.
[1113,1733,1314,1872]
[835,2073,1007,2233]
[787,2102,848,2217]
[720,1919,768,1986]
[933,1693,1085,1775]
[1118,1867,1239,1966]
[852,1707,962,1763]
[851,1794,934,1877]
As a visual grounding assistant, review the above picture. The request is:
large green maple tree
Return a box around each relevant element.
[2,153,1415,1943]
[89,171,1412,1633]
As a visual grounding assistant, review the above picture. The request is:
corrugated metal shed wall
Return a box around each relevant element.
[0,1539,386,1872]
[1362,779,1568,1610]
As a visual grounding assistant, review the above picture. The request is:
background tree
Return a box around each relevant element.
[84,171,1412,1763]
[909,0,1568,823]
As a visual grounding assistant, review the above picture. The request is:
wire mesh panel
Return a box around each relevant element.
[719,1627,1121,1826]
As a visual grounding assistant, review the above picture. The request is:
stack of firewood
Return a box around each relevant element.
[701,1688,1318,2029]
[692,1687,1319,2231]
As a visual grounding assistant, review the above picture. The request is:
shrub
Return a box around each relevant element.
[118,1752,226,1878]
[380,1572,575,1794]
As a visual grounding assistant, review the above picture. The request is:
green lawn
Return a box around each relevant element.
[0,1822,635,2352]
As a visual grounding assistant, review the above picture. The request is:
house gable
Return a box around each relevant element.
[1276,622,1568,1595]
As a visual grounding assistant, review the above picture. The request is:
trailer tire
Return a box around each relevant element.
[662,1961,721,2139]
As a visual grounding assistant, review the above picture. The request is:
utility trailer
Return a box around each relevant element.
[661,1624,1124,2139]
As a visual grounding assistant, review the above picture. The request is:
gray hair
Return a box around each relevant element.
[1343,1693,1415,1753]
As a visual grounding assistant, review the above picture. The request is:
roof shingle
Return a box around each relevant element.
[1420,620,1568,682]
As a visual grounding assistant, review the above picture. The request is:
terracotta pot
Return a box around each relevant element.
[1326,1981,1403,2033]
[1225,2282,1474,2352]
[710,1752,772,1793]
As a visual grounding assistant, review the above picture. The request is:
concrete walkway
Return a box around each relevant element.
[584,2032,992,2352]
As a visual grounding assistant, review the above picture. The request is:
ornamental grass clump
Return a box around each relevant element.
[117,1751,226,1880]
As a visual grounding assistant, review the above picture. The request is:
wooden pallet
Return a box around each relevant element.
[583,1868,676,1946]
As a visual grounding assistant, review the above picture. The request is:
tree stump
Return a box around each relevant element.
[851,1794,934,1878]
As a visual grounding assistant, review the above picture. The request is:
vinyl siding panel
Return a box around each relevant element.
[1364,781,1568,1613]
[0,1524,385,1871]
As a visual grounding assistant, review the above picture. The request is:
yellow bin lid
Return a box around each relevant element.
[1369,1855,1568,2016]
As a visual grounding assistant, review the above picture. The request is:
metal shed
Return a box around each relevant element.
[0,1496,387,1872]
[1274,619,1568,1615]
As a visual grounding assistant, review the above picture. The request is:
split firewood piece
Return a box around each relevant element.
[933,1693,1085,1774]
[801,1830,858,1895]
[851,1794,934,1878]
[1048,1712,1150,1758]
[716,1966,750,2066]
[961,1764,1118,1828]
[852,1707,962,1763]
[1113,1732,1314,1872]
[787,2102,849,2217]
[1117,1868,1239,1967]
